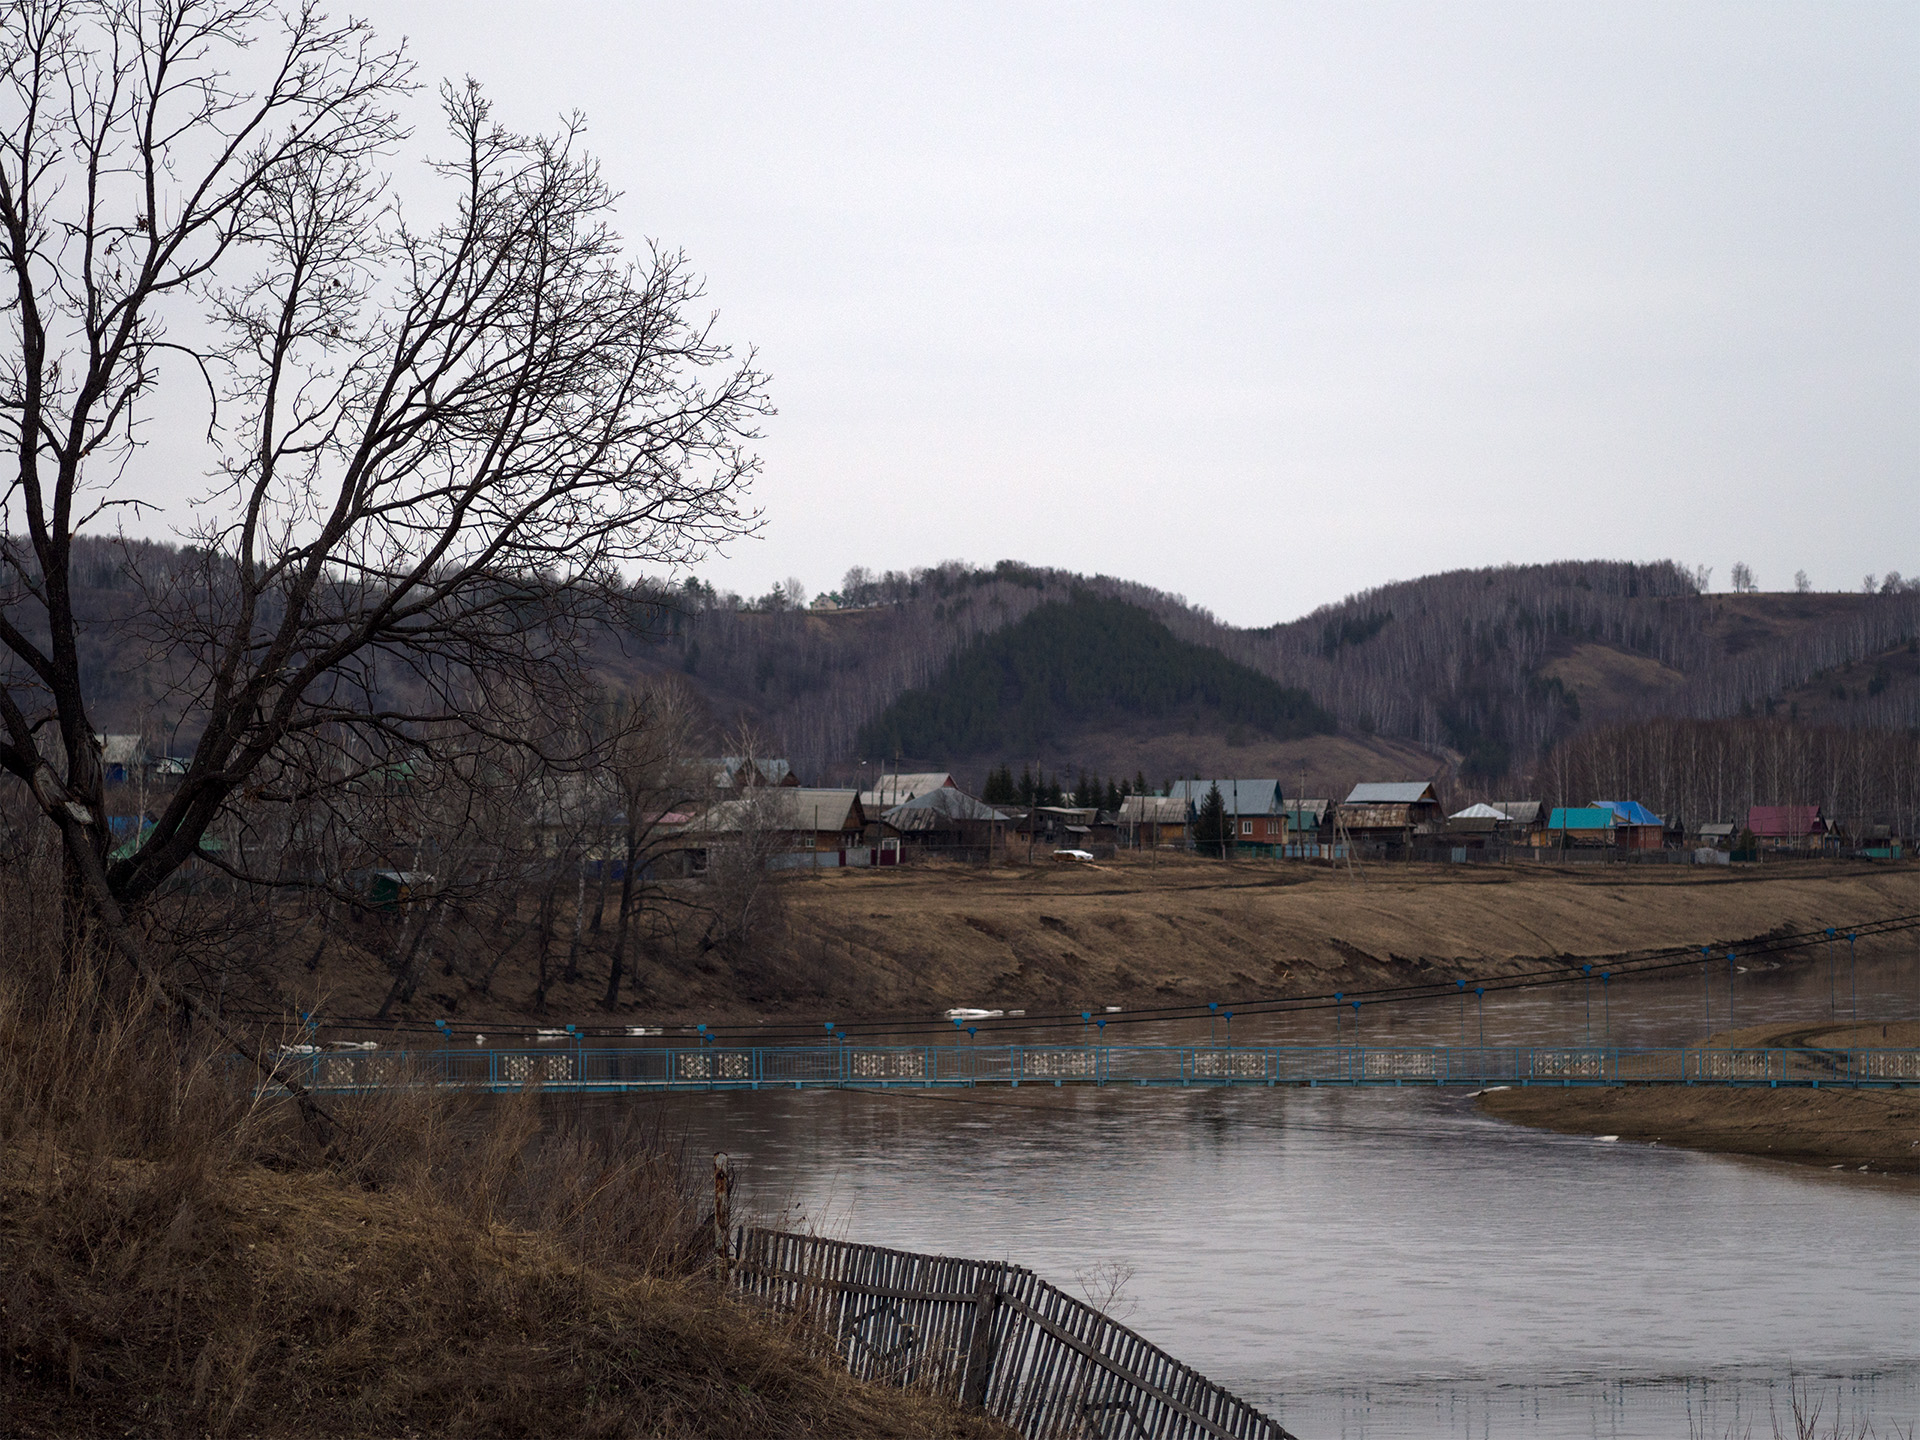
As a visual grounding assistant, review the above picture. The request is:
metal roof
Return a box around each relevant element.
[1488,800,1542,825]
[1549,807,1615,830]
[1344,782,1437,805]
[691,789,864,834]
[1167,779,1285,813]
[1450,803,1512,820]
[859,772,956,807]
[1120,795,1190,823]
[1746,805,1826,837]
[883,788,1007,827]
[1593,800,1663,827]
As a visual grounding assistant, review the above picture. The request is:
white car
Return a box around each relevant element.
[1053,848,1095,861]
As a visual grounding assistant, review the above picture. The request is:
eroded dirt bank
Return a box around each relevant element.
[761,859,1920,1021]
[293,855,1920,1027]
[1478,1020,1920,1175]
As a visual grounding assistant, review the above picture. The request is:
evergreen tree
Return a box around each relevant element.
[853,593,1335,759]
[1105,777,1123,813]
[1074,770,1098,807]
[1134,770,1148,797]
[983,764,1016,804]
[1195,782,1229,857]
[1018,765,1036,805]
[1045,774,1065,806]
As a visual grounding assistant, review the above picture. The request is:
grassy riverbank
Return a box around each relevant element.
[1478,1021,1920,1175]
[291,855,1920,1028]
[0,980,1008,1439]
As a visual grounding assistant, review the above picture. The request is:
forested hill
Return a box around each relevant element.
[651,557,1920,787]
[852,593,1334,761]
[25,538,1920,794]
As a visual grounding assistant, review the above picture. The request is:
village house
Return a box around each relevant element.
[1168,779,1288,853]
[882,787,1010,861]
[1745,805,1831,853]
[1593,800,1665,851]
[1445,802,1508,848]
[93,733,147,785]
[1337,781,1444,852]
[1544,806,1617,848]
[1016,804,1101,849]
[1283,798,1333,856]
[709,756,801,789]
[1119,794,1189,848]
[859,771,957,808]
[681,788,868,870]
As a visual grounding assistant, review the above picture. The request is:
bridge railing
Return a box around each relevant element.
[729,1226,1298,1440]
[273,1042,1920,1093]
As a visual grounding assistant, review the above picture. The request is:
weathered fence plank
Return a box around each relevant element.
[730,1227,1298,1440]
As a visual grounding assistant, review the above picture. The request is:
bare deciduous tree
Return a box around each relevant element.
[0,3,766,998]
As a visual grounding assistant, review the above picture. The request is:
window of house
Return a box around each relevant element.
[1240,820,1252,836]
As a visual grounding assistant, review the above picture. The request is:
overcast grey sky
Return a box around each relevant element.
[243,5,1920,622]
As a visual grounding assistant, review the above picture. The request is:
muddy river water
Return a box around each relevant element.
[636,949,1920,1439]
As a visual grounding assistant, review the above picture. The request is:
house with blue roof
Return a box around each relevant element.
[1592,800,1666,851]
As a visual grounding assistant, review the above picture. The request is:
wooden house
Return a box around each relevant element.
[1593,800,1666,851]
[1168,779,1289,852]
[860,772,957,808]
[1338,782,1444,848]
[882,787,1009,858]
[1119,795,1189,847]
[1745,805,1830,853]
[1545,806,1616,848]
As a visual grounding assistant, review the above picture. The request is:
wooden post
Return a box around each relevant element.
[713,1152,733,1282]
[961,1276,1000,1408]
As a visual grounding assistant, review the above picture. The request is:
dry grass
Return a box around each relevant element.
[1478,1082,1920,1174]
[264,851,1920,1029]
[0,938,1008,1436]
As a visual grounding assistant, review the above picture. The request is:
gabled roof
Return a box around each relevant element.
[691,789,865,834]
[884,787,1007,831]
[94,733,145,766]
[1120,795,1190,823]
[1489,800,1542,825]
[710,756,799,788]
[1593,800,1663,827]
[1344,782,1438,805]
[860,772,956,807]
[1167,779,1285,813]
[1549,806,1615,830]
[1746,804,1826,837]
[1450,802,1511,820]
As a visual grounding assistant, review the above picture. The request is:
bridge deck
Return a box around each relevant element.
[279,1043,1920,1093]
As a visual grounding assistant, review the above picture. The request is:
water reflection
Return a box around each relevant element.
[641,1083,1920,1439]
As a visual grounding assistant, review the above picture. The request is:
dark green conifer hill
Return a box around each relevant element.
[855,592,1335,761]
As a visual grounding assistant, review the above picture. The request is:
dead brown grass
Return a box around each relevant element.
[1477,1082,1920,1175]
[273,852,1920,1029]
[0,962,1007,1437]
[1479,1017,1920,1175]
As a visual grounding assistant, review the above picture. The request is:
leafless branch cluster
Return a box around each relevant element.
[0,1,766,985]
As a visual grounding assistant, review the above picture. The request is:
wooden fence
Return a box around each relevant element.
[729,1227,1297,1440]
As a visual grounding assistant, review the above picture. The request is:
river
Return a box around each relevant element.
[630,948,1920,1440]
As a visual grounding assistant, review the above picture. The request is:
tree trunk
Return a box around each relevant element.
[563,868,587,982]
[602,830,641,1010]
